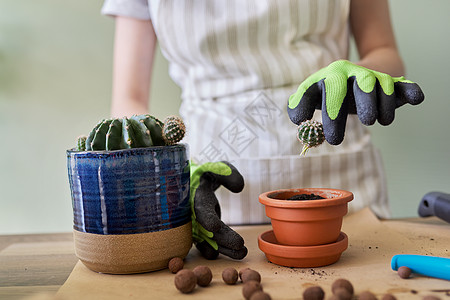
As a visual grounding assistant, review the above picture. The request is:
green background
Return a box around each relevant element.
[1,1,449,234]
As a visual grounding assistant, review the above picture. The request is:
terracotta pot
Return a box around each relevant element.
[67,144,192,274]
[259,188,353,246]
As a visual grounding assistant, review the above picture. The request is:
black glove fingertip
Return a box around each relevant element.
[353,78,377,126]
[394,82,425,107]
[195,241,219,260]
[322,94,347,146]
[376,82,396,126]
[287,82,321,125]
[217,245,248,260]
[219,162,244,193]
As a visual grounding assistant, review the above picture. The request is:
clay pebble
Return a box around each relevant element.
[174,269,197,293]
[241,269,261,283]
[242,280,263,300]
[331,278,354,295]
[239,267,252,281]
[358,291,377,300]
[250,291,272,300]
[168,257,184,274]
[192,265,212,287]
[397,266,412,279]
[303,286,325,300]
[333,287,352,300]
[222,267,239,285]
[382,294,397,300]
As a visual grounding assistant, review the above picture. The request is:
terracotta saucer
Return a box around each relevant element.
[258,230,348,268]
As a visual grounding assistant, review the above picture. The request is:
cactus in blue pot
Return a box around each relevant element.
[77,114,185,151]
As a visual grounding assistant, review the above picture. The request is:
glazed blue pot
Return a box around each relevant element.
[67,144,190,235]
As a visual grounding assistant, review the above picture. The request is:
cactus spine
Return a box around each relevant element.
[297,120,325,156]
[78,114,185,151]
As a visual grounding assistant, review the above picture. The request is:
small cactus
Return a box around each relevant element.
[162,115,186,145]
[77,114,185,151]
[77,135,87,151]
[297,120,325,156]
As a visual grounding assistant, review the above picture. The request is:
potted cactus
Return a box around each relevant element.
[67,114,191,274]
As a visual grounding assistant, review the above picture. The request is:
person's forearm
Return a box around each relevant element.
[356,47,405,77]
[111,98,150,118]
[110,17,157,118]
[350,0,405,77]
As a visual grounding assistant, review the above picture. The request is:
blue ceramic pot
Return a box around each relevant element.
[67,144,190,235]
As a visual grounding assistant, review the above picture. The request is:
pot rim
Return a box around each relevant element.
[259,188,353,208]
[67,143,188,157]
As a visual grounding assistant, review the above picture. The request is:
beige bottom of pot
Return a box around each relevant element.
[73,222,192,274]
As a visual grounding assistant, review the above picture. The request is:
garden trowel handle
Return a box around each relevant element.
[418,192,450,224]
[391,254,450,281]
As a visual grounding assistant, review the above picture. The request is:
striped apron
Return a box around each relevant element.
[102,0,390,224]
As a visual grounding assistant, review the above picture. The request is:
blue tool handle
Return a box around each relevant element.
[391,254,450,281]
[418,192,450,224]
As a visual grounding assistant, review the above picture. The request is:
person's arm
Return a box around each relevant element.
[110,16,157,118]
[350,0,405,77]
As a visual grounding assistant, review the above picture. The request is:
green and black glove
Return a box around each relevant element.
[288,60,424,145]
[190,161,248,260]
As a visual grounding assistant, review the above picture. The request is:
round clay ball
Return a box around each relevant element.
[397,266,412,279]
[239,267,252,281]
[422,296,441,300]
[168,257,184,274]
[174,269,197,293]
[222,267,239,285]
[331,278,354,295]
[333,287,352,300]
[382,294,397,300]
[358,291,377,300]
[193,265,212,287]
[241,269,261,283]
[302,286,325,300]
[242,280,263,300]
[250,291,272,300]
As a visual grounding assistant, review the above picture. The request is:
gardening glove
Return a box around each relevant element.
[287,60,424,145]
[190,161,248,260]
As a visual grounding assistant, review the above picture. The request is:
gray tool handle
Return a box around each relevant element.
[418,192,450,224]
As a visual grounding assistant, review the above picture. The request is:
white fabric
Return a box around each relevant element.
[101,0,390,224]
[101,0,151,20]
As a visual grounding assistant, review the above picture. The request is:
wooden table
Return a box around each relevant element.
[0,233,78,300]
[1,211,449,300]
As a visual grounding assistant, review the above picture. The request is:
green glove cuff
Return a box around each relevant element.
[189,161,233,251]
[288,60,413,120]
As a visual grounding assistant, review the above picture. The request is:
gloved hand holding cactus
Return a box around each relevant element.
[190,161,247,260]
[288,60,425,145]
[76,114,185,151]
